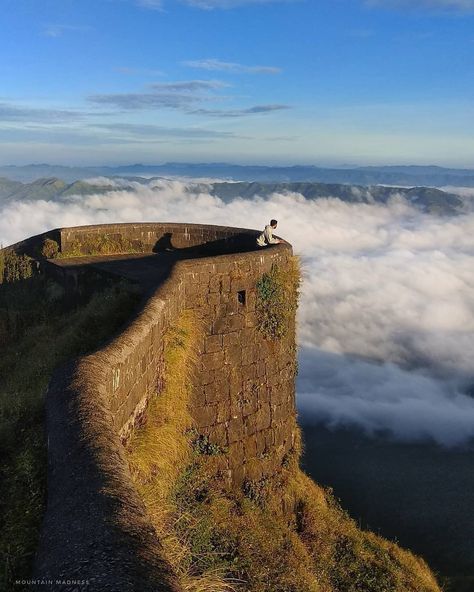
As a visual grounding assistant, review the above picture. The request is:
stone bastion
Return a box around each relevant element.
[8,222,298,591]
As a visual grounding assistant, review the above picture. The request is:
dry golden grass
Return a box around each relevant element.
[126,311,239,592]
[127,314,198,499]
[60,234,146,258]
[128,376,441,592]
[168,446,440,592]
[286,470,441,592]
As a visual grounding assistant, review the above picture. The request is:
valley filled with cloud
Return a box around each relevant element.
[2,179,473,446]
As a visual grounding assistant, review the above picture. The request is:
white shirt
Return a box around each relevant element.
[257,225,279,247]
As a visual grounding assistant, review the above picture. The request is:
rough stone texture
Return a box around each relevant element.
[186,253,298,489]
[58,222,261,256]
[19,223,297,591]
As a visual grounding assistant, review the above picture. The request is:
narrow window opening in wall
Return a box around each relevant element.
[238,290,246,306]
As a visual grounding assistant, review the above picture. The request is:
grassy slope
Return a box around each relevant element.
[0,250,442,591]
[0,274,140,590]
[126,313,441,592]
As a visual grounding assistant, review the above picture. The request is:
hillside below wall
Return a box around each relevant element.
[30,223,297,591]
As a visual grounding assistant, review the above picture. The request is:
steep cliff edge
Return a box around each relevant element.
[0,223,441,592]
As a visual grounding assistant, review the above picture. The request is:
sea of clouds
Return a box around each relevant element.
[1,179,473,446]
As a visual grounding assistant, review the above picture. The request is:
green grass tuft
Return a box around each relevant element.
[256,256,300,340]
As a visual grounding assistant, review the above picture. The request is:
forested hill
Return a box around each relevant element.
[0,176,464,215]
[0,177,113,203]
[204,182,463,214]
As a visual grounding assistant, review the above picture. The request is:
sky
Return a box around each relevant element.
[1,0,474,166]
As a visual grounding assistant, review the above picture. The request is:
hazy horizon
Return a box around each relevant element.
[3,160,474,169]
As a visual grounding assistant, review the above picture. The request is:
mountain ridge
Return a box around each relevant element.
[3,163,474,186]
[0,176,464,215]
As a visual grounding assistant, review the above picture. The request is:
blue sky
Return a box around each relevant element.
[1,0,474,166]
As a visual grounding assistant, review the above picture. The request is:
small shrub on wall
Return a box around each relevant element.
[41,239,60,259]
[0,249,4,283]
[0,250,33,284]
[256,256,300,340]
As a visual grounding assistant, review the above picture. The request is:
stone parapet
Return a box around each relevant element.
[27,223,296,591]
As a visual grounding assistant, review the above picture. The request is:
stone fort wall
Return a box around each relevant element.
[14,223,298,591]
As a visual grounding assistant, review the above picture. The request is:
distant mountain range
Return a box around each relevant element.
[2,162,474,186]
[0,177,114,203]
[203,182,463,214]
[0,176,464,215]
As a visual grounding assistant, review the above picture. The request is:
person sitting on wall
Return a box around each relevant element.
[257,219,284,247]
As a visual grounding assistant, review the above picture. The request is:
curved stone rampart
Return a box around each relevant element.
[12,223,298,591]
[58,222,260,255]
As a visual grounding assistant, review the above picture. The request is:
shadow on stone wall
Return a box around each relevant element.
[19,223,296,592]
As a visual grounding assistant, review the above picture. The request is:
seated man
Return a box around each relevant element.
[257,219,283,247]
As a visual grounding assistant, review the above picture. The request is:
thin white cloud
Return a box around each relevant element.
[115,67,165,77]
[191,104,290,117]
[366,0,474,10]
[88,79,229,111]
[88,79,285,116]
[183,58,281,74]
[149,80,229,91]
[183,0,293,8]
[135,0,163,9]
[0,103,87,123]
[92,122,243,139]
[88,91,203,110]
[134,0,294,7]
[41,24,91,38]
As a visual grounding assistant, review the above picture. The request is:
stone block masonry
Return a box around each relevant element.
[12,223,297,591]
[187,256,298,488]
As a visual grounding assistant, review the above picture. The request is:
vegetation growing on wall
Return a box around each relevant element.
[256,257,300,340]
[0,249,34,285]
[0,272,140,590]
[61,234,146,258]
[0,250,37,342]
[40,238,59,259]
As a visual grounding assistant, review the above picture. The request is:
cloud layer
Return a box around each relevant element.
[190,104,290,117]
[183,59,281,74]
[87,80,289,117]
[1,180,473,446]
[0,103,87,123]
